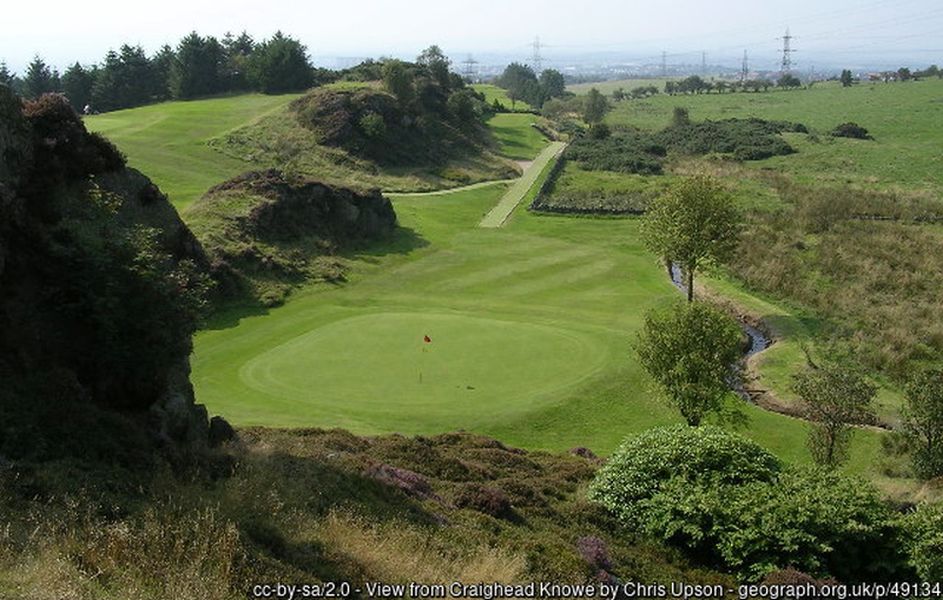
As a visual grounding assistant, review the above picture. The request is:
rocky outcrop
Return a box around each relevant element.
[0,89,217,460]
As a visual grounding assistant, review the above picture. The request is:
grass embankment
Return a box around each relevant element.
[471,84,535,112]
[86,92,526,211]
[85,94,300,211]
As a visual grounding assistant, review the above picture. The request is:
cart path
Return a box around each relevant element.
[478,141,566,228]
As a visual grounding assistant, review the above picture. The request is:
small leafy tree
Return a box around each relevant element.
[777,73,802,89]
[583,87,609,124]
[642,175,741,301]
[793,365,876,467]
[538,68,566,99]
[636,301,743,426]
[840,69,854,87]
[382,59,415,108]
[903,369,943,479]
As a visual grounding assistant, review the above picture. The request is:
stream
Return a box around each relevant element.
[668,263,771,358]
[668,263,772,402]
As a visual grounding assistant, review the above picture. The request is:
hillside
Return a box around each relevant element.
[209,86,518,195]
[187,169,398,306]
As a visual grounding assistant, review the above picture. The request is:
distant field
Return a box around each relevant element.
[86,94,300,210]
[596,79,943,193]
[472,84,535,112]
[567,78,672,95]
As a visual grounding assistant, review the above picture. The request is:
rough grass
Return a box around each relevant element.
[597,79,943,195]
[0,429,729,596]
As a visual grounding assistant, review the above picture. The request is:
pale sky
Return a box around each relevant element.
[2,0,941,73]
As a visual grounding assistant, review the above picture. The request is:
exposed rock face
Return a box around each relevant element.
[192,169,397,305]
[0,89,216,458]
[207,168,396,243]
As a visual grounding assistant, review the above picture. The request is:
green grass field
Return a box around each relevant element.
[85,89,897,485]
[471,84,535,112]
[599,79,943,194]
[567,78,672,95]
[85,94,300,210]
[191,167,882,477]
[485,113,549,160]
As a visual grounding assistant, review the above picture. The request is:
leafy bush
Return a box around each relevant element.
[567,129,665,175]
[899,502,943,580]
[587,426,780,527]
[657,118,804,161]
[831,122,873,140]
[640,468,903,581]
[566,118,805,176]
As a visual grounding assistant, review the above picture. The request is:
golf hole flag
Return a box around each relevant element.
[423,335,432,343]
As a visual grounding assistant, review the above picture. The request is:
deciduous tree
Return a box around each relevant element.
[642,175,741,301]
[793,365,876,468]
[636,301,743,426]
[903,369,943,478]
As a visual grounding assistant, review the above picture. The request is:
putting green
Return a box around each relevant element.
[236,312,607,432]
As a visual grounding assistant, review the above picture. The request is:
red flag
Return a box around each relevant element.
[423,335,432,343]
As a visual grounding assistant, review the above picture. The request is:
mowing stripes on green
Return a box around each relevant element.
[235,311,609,431]
[479,142,566,228]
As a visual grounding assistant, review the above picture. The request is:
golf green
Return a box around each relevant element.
[237,312,607,432]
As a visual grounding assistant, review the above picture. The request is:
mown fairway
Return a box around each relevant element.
[191,163,881,474]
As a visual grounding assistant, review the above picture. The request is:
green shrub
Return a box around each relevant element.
[899,502,943,580]
[640,468,903,581]
[358,112,387,140]
[587,426,780,527]
[830,122,873,140]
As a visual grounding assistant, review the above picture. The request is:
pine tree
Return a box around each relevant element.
[23,55,57,99]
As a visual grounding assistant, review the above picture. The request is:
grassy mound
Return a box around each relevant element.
[186,169,397,306]
[208,88,518,193]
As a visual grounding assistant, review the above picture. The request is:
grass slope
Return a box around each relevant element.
[85,94,300,210]
[471,84,535,112]
[86,93,532,211]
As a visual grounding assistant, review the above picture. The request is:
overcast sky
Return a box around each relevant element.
[2,0,941,72]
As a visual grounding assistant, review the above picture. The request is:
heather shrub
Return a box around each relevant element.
[454,484,513,519]
[587,426,780,527]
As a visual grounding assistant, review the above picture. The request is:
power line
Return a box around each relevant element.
[530,36,543,73]
[741,50,749,82]
[701,51,707,75]
[661,50,667,76]
[461,54,479,81]
[780,27,797,73]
